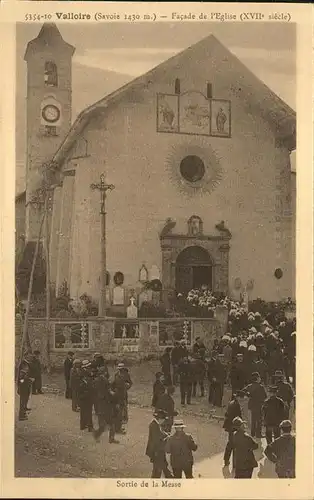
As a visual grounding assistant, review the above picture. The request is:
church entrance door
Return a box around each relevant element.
[175,246,213,294]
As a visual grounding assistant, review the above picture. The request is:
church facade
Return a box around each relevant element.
[17,24,296,312]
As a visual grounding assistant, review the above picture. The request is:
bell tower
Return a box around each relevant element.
[24,23,75,241]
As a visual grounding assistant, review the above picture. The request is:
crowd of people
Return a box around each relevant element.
[16,313,296,479]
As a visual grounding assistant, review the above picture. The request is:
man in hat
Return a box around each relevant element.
[192,337,206,355]
[165,420,198,478]
[239,372,267,439]
[191,352,206,398]
[231,417,258,478]
[170,341,181,386]
[222,393,242,467]
[178,356,193,406]
[262,386,286,444]
[145,409,172,478]
[264,420,295,478]
[156,385,178,433]
[207,352,226,407]
[111,363,129,434]
[230,353,248,396]
[118,363,133,424]
[160,347,172,386]
[70,359,82,412]
[78,360,94,431]
[31,350,43,395]
[64,351,74,399]
[93,365,119,442]
[152,372,165,408]
[274,370,294,419]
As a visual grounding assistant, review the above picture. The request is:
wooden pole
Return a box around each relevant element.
[19,207,46,364]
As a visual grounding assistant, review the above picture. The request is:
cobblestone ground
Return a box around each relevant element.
[15,362,293,478]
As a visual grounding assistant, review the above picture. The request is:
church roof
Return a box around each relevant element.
[51,34,296,167]
[24,23,75,60]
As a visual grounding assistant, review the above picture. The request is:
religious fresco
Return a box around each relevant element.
[157,92,231,137]
[156,94,179,132]
[210,99,231,137]
[179,91,210,135]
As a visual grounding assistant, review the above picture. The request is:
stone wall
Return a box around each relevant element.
[16,316,224,370]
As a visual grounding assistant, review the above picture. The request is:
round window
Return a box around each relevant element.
[180,155,205,183]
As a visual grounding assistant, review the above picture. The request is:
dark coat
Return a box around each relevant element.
[242,382,267,411]
[207,359,226,383]
[145,419,168,460]
[112,372,128,402]
[165,432,197,468]
[78,373,94,402]
[264,434,295,476]
[232,430,258,469]
[156,393,177,417]
[93,373,111,415]
[64,358,73,381]
[17,362,31,394]
[276,381,294,405]
[30,357,42,377]
[223,399,242,432]
[160,352,171,374]
[230,362,247,390]
[152,379,165,407]
[262,396,286,426]
[171,346,181,365]
[190,357,206,381]
[178,359,193,384]
[192,341,206,354]
[70,367,81,391]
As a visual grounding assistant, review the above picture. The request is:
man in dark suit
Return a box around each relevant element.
[64,351,74,399]
[222,393,242,467]
[160,347,172,386]
[78,360,94,432]
[156,385,178,432]
[231,417,258,478]
[264,420,295,478]
[145,409,172,478]
[152,372,165,408]
[230,353,248,396]
[240,372,267,438]
[178,356,193,406]
[274,370,294,419]
[262,386,286,444]
[165,420,198,478]
[207,353,226,407]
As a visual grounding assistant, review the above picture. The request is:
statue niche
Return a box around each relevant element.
[188,216,203,237]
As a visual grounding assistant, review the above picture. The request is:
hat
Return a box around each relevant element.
[274,370,284,377]
[173,419,186,428]
[248,344,257,351]
[232,417,245,429]
[94,352,102,358]
[81,360,91,367]
[280,419,292,431]
[236,352,244,357]
[153,409,167,419]
[239,341,247,348]
[250,327,257,333]
[117,363,125,369]
[73,359,82,365]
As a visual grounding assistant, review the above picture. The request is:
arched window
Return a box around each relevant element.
[44,61,58,87]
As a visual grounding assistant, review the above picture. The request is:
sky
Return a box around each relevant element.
[16,22,296,192]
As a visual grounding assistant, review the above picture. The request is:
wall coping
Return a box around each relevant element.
[27,316,219,322]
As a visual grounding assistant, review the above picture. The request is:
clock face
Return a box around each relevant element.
[42,104,60,123]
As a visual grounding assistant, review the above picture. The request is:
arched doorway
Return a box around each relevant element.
[175,246,213,294]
